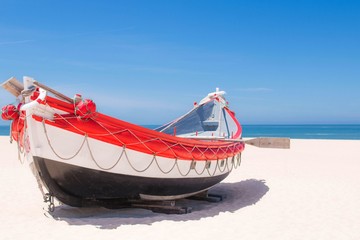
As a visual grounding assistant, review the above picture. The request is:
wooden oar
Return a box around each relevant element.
[33,81,73,103]
[183,136,290,149]
[1,77,73,103]
[243,137,290,149]
[1,77,24,97]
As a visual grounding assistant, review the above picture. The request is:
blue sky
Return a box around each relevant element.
[1,0,359,125]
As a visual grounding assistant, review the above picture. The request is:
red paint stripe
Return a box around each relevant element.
[32,94,245,161]
[225,107,242,139]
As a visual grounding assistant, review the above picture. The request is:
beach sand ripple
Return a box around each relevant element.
[1,137,360,240]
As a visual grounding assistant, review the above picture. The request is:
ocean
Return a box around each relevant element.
[1,124,360,140]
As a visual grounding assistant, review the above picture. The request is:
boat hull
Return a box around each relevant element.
[33,156,231,207]
[2,81,245,209]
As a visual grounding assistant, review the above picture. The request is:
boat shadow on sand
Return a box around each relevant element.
[49,179,269,229]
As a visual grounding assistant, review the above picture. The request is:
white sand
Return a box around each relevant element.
[1,136,360,240]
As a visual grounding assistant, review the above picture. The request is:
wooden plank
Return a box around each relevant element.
[182,136,290,149]
[1,77,24,97]
[245,137,290,149]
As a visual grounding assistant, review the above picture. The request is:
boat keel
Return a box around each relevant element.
[33,156,230,212]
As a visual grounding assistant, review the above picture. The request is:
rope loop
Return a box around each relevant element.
[15,101,242,177]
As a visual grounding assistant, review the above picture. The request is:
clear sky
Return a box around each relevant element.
[1,0,359,125]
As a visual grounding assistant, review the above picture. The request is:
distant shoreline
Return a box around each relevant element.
[1,124,360,140]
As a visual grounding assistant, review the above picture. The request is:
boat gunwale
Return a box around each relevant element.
[31,92,243,148]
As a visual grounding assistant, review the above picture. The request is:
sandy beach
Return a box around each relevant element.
[1,136,359,240]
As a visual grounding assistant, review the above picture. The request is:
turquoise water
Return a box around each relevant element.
[0,125,10,136]
[1,124,360,140]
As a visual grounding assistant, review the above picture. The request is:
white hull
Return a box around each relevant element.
[26,118,241,180]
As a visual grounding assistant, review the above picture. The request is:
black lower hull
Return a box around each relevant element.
[33,157,230,207]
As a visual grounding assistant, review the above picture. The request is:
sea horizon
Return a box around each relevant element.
[1,124,360,140]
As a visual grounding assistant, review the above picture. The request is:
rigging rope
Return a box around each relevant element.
[41,118,240,176]
[13,101,242,177]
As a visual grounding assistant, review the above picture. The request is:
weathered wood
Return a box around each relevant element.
[184,136,290,149]
[131,203,192,214]
[189,190,226,202]
[33,81,73,103]
[1,77,24,97]
[245,137,290,149]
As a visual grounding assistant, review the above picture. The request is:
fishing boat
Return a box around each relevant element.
[1,76,289,213]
